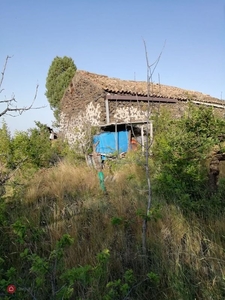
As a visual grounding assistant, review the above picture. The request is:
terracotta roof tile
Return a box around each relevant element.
[75,70,224,105]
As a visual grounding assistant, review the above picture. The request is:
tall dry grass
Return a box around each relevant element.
[14,159,225,299]
[146,205,225,299]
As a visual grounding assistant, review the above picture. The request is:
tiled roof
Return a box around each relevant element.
[75,70,224,105]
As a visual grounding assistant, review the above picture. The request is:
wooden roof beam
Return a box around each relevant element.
[105,94,177,103]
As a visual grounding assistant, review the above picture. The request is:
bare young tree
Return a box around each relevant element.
[0,55,45,189]
[141,40,166,258]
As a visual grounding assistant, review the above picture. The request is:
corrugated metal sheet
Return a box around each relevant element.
[93,131,129,158]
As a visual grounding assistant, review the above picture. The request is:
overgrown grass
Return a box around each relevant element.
[1,158,225,299]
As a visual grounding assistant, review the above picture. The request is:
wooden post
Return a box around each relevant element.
[115,122,118,155]
[105,98,110,124]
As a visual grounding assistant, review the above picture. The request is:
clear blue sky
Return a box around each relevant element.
[1,0,225,134]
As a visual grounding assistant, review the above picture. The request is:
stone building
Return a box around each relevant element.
[59,70,225,151]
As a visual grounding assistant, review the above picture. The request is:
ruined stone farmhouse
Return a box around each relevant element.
[59,70,225,149]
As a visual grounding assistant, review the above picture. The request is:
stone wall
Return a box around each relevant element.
[60,74,105,150]
[109,100,147,123]
[108,100,188,123]
[60,75,225,149]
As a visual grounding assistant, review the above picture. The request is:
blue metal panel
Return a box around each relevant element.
[93,131,129,157]
[118,131,129,153]
[93,132,116,154]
